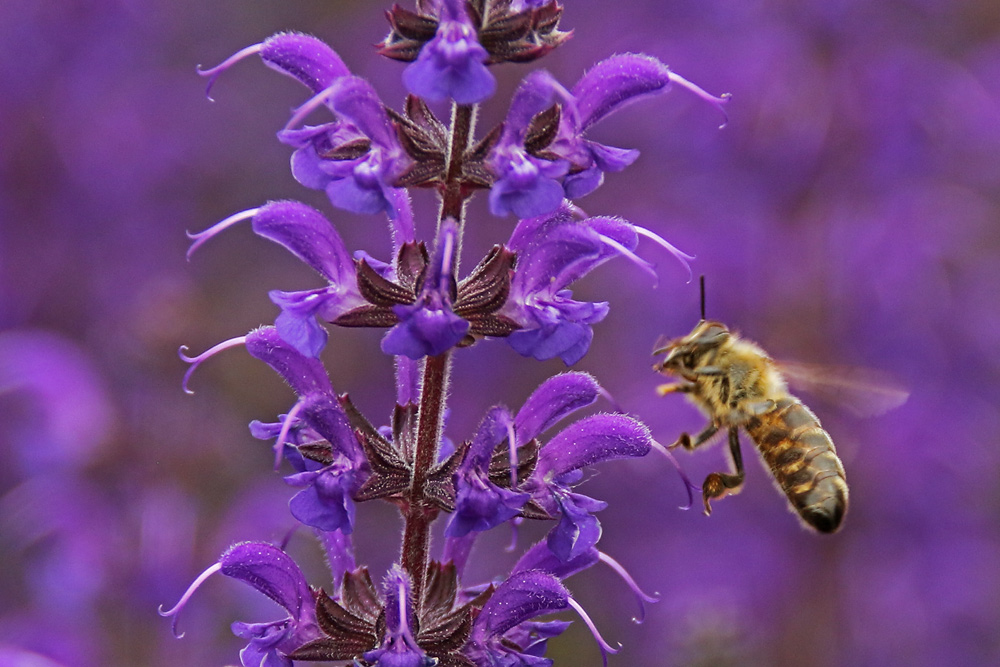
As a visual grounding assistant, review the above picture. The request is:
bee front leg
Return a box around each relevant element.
[656,382,694,397]
[670,423,718,450]
[701,427,745,516]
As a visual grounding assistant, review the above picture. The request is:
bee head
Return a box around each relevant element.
[654,320,731,375]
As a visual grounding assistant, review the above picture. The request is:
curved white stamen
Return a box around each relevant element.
[158,561,223,637]
[650,439,700,510]
[186,208,260,260]
[567,596,619,667]
[274,400,308,470]
[178,336,247,394]
[598,233,658,285]
[284,84,338,131]
[667,71,731,128]
[506,517,522,553]
[197,44,263,101]
[597,551,659,623]
[633,224,696,283]
[506,419,519,488]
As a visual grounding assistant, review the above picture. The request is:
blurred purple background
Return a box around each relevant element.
[2,0,998,665]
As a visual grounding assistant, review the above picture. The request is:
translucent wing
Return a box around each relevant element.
[776,361,909,418]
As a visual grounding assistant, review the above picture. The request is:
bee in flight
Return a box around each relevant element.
[653,279,906,533]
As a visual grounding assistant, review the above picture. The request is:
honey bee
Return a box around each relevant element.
[654,318,852,532]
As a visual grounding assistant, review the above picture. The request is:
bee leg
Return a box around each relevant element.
[656,382,694,397]
[670,423,718,450]
[701,427,745,516]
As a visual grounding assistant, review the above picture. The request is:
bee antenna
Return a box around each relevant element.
[699,275,707,321]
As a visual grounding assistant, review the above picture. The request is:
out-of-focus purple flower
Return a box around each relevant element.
[382,218,470,359]
[402,0,495,105]
[0,330,113,469]
[362,566,436,667]
[464,570,570,667]
[160,542,320,667]
[525,413,652,561]
[501,206,639,365]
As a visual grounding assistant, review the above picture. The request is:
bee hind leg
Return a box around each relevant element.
[701,427,745,516]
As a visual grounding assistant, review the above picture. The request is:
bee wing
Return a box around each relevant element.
[776,361,910,418]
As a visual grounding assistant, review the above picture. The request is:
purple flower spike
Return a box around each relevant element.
[403,0,495,105]
[502,207,642,365]
[382,218,469,359]
[363,566,435,667]
[447,406,530,537]
[251,201,366,357]
[488,71,570,218]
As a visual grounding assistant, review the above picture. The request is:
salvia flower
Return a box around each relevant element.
[335,226,520,358]
[380,0,571,66]
[159,542,320,667]
[502,206,640,365]
[446,406,531,538]
[486,55,671,217]
[464,570,571,667]
[186,200,366,359]
[446,372,600,542]
[524,412,653,561]
[245,327,367,534]
[282,75,411,218]
[362,566,437,667]
[487,70,570,218]
[381,217,470,358]
[402,0,496,105]
[199,32,351,100]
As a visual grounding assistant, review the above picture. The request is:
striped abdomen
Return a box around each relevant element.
[745,396,848,533]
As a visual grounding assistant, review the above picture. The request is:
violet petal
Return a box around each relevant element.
[572,53,672,132]
[514,372,600,443]
[536,413,652,478]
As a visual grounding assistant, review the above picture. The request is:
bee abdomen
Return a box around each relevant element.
[746,397,848,533]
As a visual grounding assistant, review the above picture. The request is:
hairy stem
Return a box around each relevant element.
[440,103,475,223]
[400,101,475,604]
[401,351,449,604]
